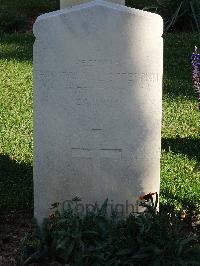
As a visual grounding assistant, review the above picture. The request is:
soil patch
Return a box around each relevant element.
[0,212,33,266]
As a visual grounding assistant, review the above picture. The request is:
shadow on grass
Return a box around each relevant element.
[163,77,195,97]
[162,137,200,161]
[0,33,34,62]
[0,154,33,213]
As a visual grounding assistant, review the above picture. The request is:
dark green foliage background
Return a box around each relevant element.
[1,0,200,33]
[0,0,59,33]
[128,0,200,32]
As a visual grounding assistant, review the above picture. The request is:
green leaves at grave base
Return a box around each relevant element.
[20,198,200,265]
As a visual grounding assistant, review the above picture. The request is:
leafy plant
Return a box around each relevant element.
[0,12,27,33]
[0,0,59,33]
[21,197,200,265]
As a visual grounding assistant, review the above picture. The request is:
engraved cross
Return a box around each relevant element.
[71,129,122,175]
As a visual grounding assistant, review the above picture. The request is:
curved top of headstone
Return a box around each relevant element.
[33,0,163,37]
[60,0,125,9]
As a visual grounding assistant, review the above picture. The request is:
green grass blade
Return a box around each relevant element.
[165,1,183,32]
[190,1,200,32]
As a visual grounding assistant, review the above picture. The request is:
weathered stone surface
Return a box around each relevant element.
[60,0,125,9]
[33,1,163,224]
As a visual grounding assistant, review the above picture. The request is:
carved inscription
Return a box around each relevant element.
[72,148,122,159]
[37,70,160,85]
[36,59,161,114]
[36,58,160,108]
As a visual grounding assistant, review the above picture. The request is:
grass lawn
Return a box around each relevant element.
[0,34,34,211]
[0,32,200,213]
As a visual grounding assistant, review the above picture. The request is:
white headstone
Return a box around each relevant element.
[60,0,125,9]
[33,1,163,224]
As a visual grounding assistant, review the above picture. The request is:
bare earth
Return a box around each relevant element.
[0,212,33,266]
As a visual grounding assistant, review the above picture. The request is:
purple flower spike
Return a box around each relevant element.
[191,46,200,110]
